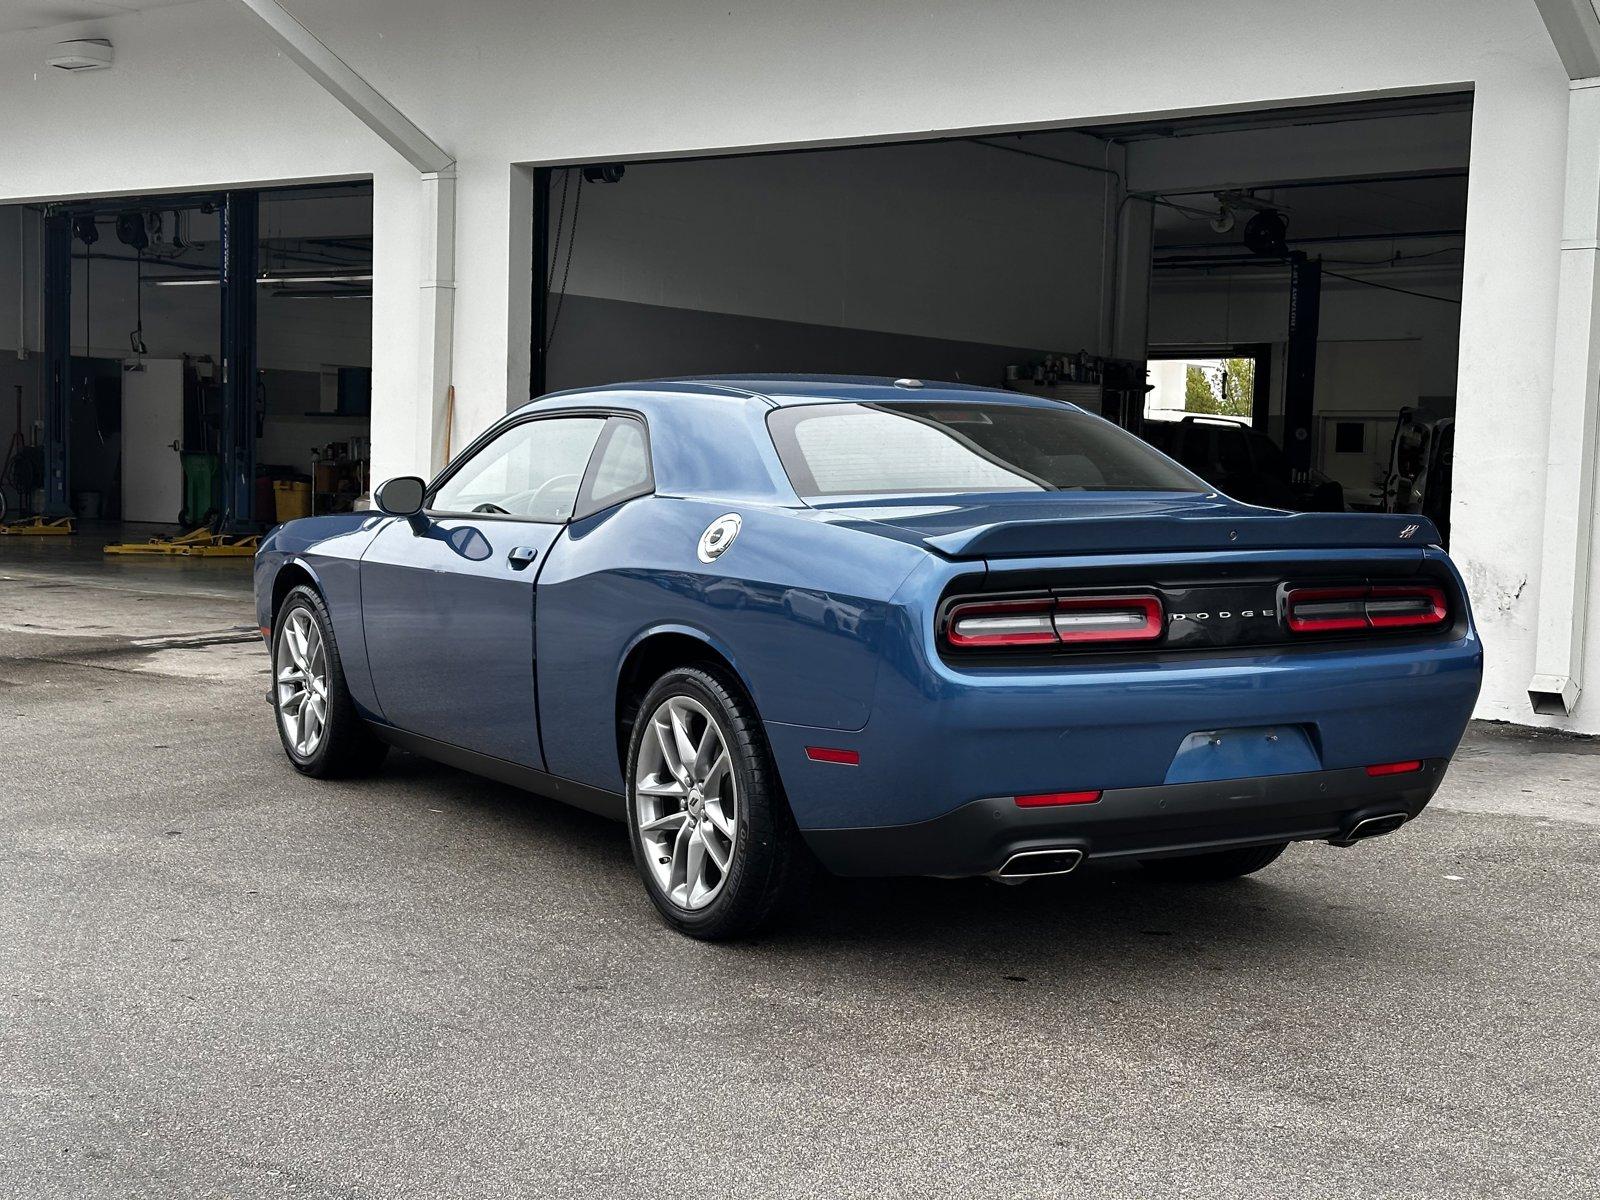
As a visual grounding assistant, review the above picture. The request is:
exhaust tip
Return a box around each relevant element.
[993,847,1085,882]
[1330,811,1409,846]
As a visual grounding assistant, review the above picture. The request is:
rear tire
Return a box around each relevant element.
[271,585,388,779]
[624,665,811,940]
[1139,842,1287,883]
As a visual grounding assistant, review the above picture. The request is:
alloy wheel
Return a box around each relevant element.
[275,607,329,758]
[634,695,739,910]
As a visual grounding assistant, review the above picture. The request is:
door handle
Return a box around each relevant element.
[507,545,539,569]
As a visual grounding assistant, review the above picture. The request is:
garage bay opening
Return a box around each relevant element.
[533,93,1467,537]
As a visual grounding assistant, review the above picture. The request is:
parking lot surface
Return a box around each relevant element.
[2,547,1596,1198]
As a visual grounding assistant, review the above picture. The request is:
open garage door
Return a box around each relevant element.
[0,182,372,542]
[532,93,1468,533]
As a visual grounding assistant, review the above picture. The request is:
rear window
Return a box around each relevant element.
[768,401,1205,498]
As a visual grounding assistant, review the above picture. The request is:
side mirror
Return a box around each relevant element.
[374,476,426,517]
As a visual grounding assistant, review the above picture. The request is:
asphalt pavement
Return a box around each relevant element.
[1,540,1596,1199]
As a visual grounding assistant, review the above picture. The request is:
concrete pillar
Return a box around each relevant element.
[369,165,426,486]
[1451,68,1571,724]
[448,162,535,455]
[418,166,456,475]
[1529,78,1600,714]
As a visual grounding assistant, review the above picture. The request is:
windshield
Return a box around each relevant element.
[768,401,1206,498]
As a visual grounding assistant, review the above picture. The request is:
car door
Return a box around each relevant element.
[360,412,609,768]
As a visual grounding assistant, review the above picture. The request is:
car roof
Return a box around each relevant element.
[527,374,1070,412]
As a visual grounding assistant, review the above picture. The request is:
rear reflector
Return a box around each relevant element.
[1014,789,1102,807]
[805,746,860,765]
[1365,760,1423,777]
[1285,584,1448,633]
[946,594,1163,648]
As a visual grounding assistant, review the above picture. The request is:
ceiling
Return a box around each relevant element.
[0,0,197,36]
[1151,174,1469,252]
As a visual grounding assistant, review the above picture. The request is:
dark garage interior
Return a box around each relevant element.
[535,95,1466,531]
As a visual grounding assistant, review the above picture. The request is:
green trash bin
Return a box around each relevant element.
[180,452,220,528]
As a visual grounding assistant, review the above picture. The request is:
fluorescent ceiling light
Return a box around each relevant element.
[259,273,373,285]
[145,272,372,287]
[268,290,372,301]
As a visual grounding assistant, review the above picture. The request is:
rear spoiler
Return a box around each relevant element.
[923,512,1442,559]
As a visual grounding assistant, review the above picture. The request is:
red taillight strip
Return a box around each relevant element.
[1285,584,1449,634]
[805,746,860,766]
[1015,789,1102,807]
[1366,760,1423,777]
[945,594,1164,649]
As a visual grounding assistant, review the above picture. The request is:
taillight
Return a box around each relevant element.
[1053,595,1164,643]
[945,594,1163,649]
[1365,586,1449,629]
[1283,586,1368,633]
[1285,584,1448,634]
[944,598,1058,647]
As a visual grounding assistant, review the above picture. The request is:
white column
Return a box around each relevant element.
[1450,69,1571,725]
[1529,78,1600,714]
[448,162,535,453]
[418,167,457,474]
[368,165,425,485]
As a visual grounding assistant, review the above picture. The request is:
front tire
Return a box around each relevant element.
[272,586,387,779]
[624,665,810,940]
[1139,842,1287,883]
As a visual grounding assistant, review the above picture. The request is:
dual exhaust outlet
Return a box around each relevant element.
[991,847,1084,883]
[1328,810,1409,847]
[992,808,1410,881]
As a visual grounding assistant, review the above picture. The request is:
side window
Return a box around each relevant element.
[574,418,653,517]
[431,416,606,522]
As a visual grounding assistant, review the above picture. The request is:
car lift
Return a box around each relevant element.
[0,516,76,535]
[101,192,262,558]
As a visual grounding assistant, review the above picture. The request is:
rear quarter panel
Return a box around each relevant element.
[535,496,926,792]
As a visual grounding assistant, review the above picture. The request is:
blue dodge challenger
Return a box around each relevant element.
[254,376,1482,939]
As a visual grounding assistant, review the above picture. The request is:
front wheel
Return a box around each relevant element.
[624,666,811,940]
[272,586,388,778]
[1139,842,1287,883]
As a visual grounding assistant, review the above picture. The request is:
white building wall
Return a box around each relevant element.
[0,0,1587,730]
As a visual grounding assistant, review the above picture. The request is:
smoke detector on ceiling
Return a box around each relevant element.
[48,39,114,72]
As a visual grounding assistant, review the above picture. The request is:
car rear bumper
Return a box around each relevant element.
[799,759,1447,878]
